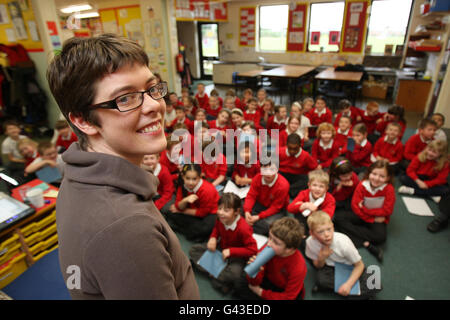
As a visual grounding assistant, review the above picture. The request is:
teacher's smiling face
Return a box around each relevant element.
[70,63,167,166]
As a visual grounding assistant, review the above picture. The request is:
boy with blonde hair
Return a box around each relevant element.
[306,211,380,299]
[288,169,336,234]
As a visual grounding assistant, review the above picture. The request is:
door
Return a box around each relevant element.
[198,23,219,80]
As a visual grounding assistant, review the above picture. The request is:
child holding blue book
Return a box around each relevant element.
[306,211,380,299]
[189,193,258,294]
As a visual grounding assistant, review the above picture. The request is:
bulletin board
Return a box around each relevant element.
[0,0,43,52]
[99,5,144,47]
[286,3,307,52]
[175,0,227,22]
[340,0,369,54]
[239,7,255,47]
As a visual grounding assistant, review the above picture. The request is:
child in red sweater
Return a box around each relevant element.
[195,82,209,110]
[17,138,39,168]
[55,120,78,153]
[239,217,307,300]
[334,160,396,262]
[225,89,243,111]
[168,164,219,242]
[333,99,361,127]
[244,98,262,130]
[260,98,275,128]
[371,122,404,173]
[205,95,222,120]
[345,123,372,174]
[169,106,194,133]
[311,122,340,169]
[267,105,288,135]
[279,133,318,198]
[233,142,260,187]
[243,162,290,236]
[278,115,303,149]
[256,88,268,113]
[288,169,336,234]
[399,140,449,201]
[189,193,258,294]
[375,105,406,140]
[334,115,352,154]
[363,101,383,145]
[403,118,437,161]
[200,140,228,187]
[329,157,359,211]
[309,95,333,138]
[141,153,174,212]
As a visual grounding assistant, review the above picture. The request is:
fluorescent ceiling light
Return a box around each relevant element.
[74,11,99,19]
[61,4,92,14]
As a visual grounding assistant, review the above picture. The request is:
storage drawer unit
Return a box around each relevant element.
[0,253,27,289]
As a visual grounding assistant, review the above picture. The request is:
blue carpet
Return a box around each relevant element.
[3,248,70,300]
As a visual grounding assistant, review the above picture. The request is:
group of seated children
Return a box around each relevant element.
[1,119,77,185]
[140,84,450,300]
[140,84,449,300]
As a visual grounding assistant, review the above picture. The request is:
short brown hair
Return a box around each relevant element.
[317,122,336,138]
[47,34,149,150]
[270,217,304,249]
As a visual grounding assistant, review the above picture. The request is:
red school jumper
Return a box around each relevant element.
[345,139,372,168]
[247,244,307,300]
[287,189,336,218]
[331,172,360,202]
[371,136,403,164]
[243,173,290,219]
[407,156,449,188]
[201,153,228,181]
[311,139,340,168]
[56,131,78,151]
[174,179,219,217]
[153,163,175,210]
[403,133,431,161]
[351,181,395,224]
[209,216,258,259]
[279,147,317,175]
[195,93,209,110]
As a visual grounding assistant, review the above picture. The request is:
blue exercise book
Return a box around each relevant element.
[36,166,62,184]
[197,250,227,279]
[334,262,361,296]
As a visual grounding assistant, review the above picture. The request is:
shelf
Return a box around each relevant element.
[408,41,442,52]
[420,11,450,18]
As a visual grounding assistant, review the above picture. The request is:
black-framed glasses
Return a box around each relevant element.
[90,81,168,112]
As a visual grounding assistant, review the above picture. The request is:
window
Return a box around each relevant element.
[308,2,345,52]
[366,0,413,55]
[259,5,289,52]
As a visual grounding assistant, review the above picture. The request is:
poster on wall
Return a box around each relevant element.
[286,3,307,52]
[310,31,320,45]
[329,31,340,45]
[8,1,28,40]
[239,7,255,47]
[0,4,10,24]
[175,0,227,21]
[341,0,369,53]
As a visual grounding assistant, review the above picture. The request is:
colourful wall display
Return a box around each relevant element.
[340,0,369,53]
[286,3,307,52]
[239,7,255,47]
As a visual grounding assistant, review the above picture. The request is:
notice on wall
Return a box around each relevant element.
[286,3,307,52]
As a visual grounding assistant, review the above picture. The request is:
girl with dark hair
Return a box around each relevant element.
[168,164,219,242]
[329,157,359,211]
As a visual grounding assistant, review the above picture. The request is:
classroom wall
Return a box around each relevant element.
[177,20,201,79]
[219,0,365,66]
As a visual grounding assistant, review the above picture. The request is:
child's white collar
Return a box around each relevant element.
[224,215,241,231]
[185,179,203,193]
[362,180,387,195]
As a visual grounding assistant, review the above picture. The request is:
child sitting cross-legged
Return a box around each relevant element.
[329,157,359,211]
[311,122,340,170]
[345,123,372,175]
[287,169,336,236]
[334,160,396,262]
[243,161,290,236]
[398,140,449,203]
[235,217,307,300]
[189,193,258,294]
[305,210,380,299]
[168,164,219,242]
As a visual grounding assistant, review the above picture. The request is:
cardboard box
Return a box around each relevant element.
[362,81,388,99]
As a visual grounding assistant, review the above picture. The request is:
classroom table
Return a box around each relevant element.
[235,69,265,92]
[314,67,364,106]
[0,179,58,239]
[259,65,316,103]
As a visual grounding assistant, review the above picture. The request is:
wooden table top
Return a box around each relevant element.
[315,67,363,82]
[260,65,316,78]
[237,69,265,77]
